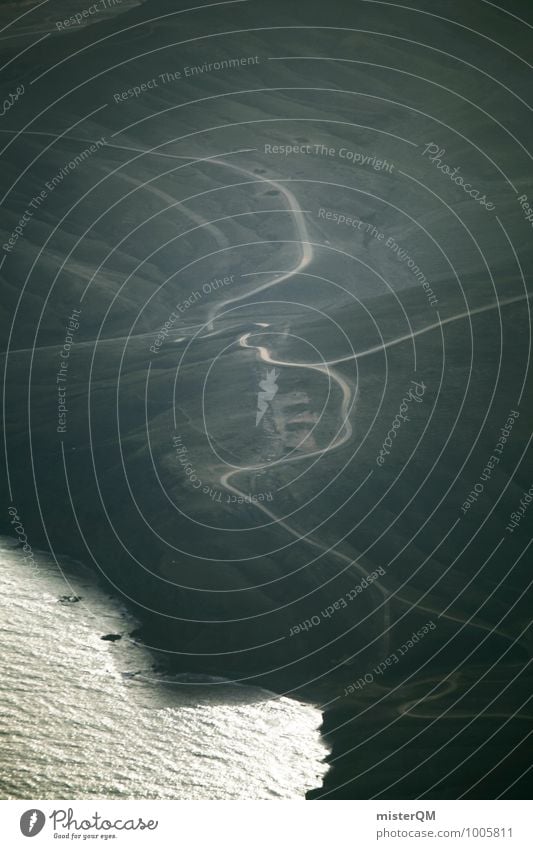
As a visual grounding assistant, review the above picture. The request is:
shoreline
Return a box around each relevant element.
[0,535,327,800]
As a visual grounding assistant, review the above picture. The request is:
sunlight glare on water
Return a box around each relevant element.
[0,540,329,800]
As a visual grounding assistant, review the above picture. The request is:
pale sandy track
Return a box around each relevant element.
[2,128,522,648]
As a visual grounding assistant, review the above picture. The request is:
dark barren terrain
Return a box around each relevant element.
[1,0,532,798]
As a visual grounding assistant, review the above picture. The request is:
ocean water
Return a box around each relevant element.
[0,539,328,800]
